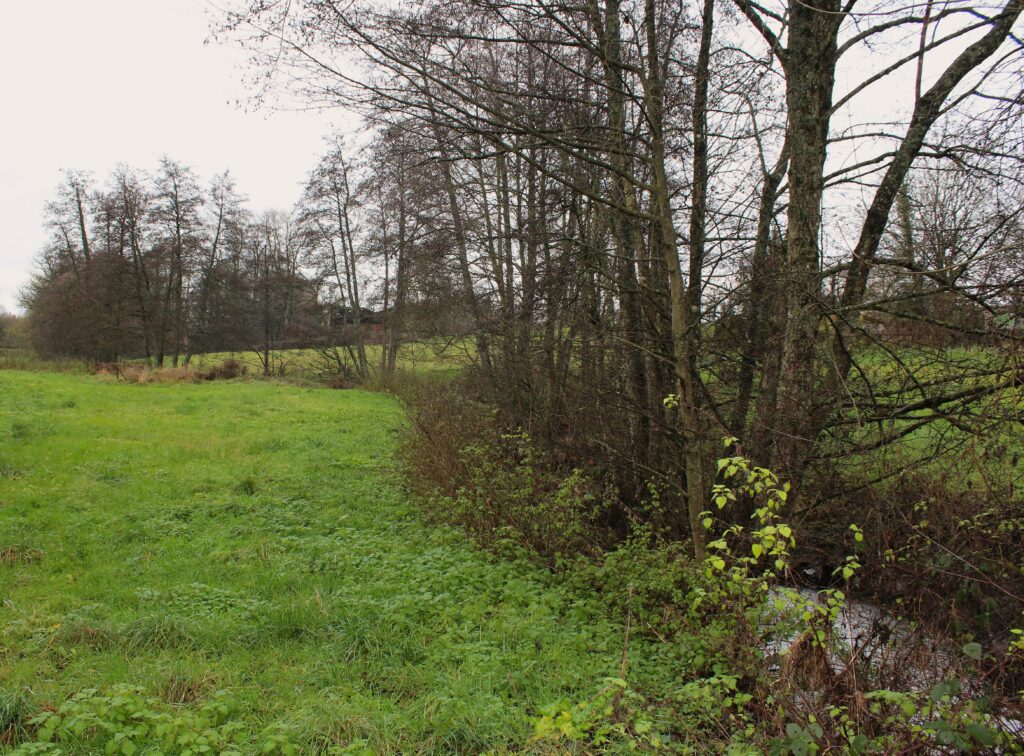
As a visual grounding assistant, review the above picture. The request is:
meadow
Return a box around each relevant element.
[0,371,641,753]
[184,341,473,382]
[2,348,1019,752]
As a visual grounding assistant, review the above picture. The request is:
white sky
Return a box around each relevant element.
[0,0,350,313]
[0,1,1011,314]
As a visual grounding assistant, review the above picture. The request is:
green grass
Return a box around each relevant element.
[187,340,474,381]
[0,372,631,752]
[834,344,1024,491]
[0,349,89,375]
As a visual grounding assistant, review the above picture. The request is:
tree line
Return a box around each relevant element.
[213,0,1023,551]
[26,162,300,371]
[23,142,473,379]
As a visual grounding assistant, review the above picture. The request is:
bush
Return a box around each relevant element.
[401,377,613,562]
[399,375,492,501]
[89,359,247,384]
[202,358,246,381]
[447,430,613,560]
[400,376,1024,751]
[534,447,1024,753]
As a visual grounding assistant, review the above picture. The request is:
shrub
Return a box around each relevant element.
[203,358,246,381]
[399,374,1024,751]
[545,447,1024,753]
[808,467,1024,698]
[88,359,247,384]
[399,375,492,502]
[400,376,617,562]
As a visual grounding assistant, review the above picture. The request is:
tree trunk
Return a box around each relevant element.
[766,0,841,483]
[645,0,708,557]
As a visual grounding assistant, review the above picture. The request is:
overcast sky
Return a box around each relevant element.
[0,1,996,316]
[0,0,348,313]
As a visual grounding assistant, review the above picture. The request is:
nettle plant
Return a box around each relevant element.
[696,439,861,650]
[531,677,663,750]
[12,686,311,755]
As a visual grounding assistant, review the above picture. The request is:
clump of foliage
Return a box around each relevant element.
[694,448,1023,753]
[89,359,247,384]
[0,690,34,746]
[14,687,252,754]
[829,468,1024,636]
[405,414,1024,752]
[402,376,615,560]
[435,428,613,561]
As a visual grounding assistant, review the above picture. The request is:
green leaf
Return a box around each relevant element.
[929,679,960,702]
[962,642,982,660]
[849,733,869,754]
[965,722,996,747]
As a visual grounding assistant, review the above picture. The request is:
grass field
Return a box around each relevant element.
[834,345,1024,492]
[0,339,474,383]
[185,341,473,381]
[0,372,634,753]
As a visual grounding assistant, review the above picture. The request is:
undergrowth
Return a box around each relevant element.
[400,379,1024,752]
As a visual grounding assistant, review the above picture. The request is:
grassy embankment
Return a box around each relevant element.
[0,371,655,752]
[0,339,473,382]
[834,345,1023,491]
[186,342,472,382]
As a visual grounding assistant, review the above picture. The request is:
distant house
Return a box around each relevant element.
[327,306,387,344]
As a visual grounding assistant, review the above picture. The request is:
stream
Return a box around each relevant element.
[765,586,1023,739]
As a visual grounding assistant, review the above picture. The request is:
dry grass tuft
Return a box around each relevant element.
[0,545,45,566]
[158,671,219,705]
[91,360,246,384]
